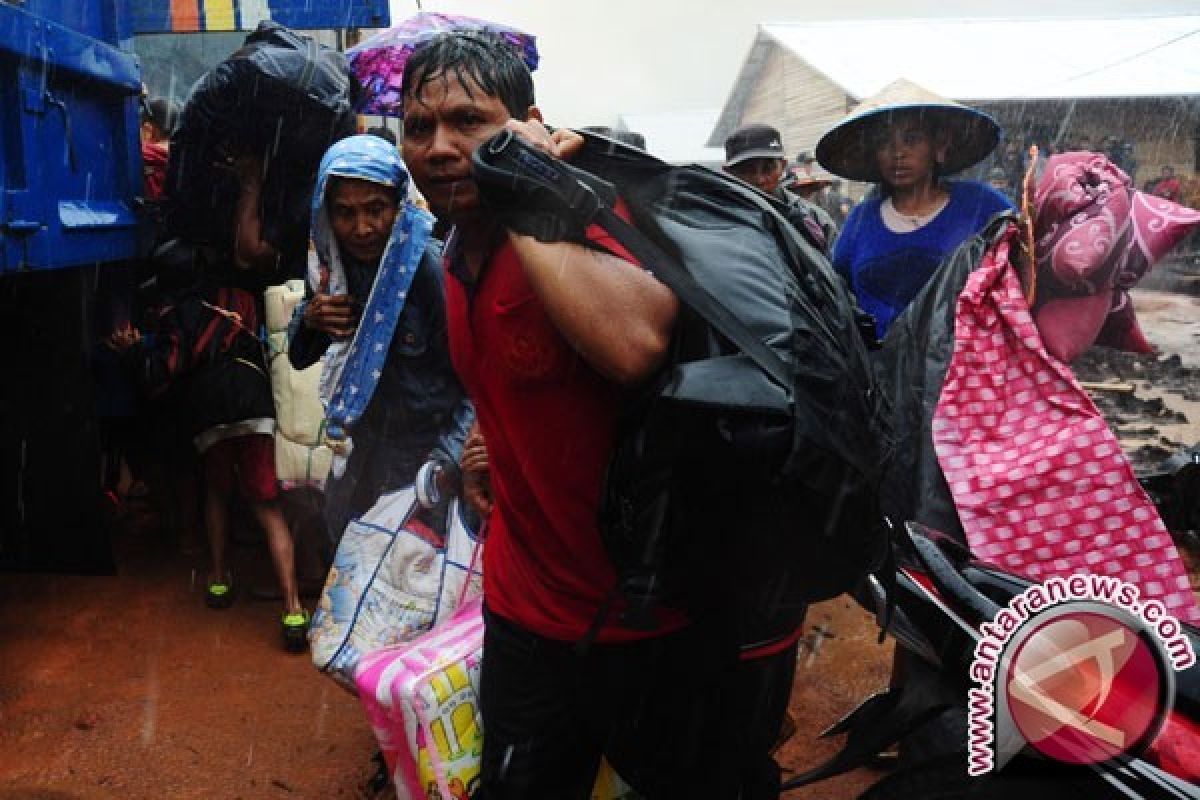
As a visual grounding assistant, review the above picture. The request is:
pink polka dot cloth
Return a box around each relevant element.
[931,226,1200,626]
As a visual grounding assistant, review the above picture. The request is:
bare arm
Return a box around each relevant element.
[232,155,280,270]
[501,119,677,385]
[459,423,492,519]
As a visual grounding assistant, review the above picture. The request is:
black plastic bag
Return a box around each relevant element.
[873,212,1016,544]
[164,22,358,283]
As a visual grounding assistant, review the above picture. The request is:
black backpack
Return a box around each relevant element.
[471,131,892,643]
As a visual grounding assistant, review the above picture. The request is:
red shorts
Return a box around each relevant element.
[202,434,278,503]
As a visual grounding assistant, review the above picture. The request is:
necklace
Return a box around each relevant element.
[881,194,950,233]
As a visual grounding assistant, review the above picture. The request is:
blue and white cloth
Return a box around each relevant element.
[308,135,435,470]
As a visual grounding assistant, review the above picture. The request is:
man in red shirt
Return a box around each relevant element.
[400,33,767,799]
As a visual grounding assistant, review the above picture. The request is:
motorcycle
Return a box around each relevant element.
[1139,444,1200,551]
[783,522,1200,799]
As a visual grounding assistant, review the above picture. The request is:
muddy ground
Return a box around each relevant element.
[0,503,892,799]
[1074,291,1200,475]
[1,287,1195,800]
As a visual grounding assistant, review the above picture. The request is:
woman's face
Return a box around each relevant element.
[873,116,943,191]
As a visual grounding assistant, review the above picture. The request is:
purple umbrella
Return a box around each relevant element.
[348,12,539,117]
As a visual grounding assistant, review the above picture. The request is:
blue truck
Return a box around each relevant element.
[0,0,388,571]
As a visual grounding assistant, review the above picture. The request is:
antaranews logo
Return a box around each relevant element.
[966,574,1196,776]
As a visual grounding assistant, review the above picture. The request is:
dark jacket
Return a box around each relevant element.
[289,242,473,535]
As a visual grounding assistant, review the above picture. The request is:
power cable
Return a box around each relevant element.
[1060,27,1200,85]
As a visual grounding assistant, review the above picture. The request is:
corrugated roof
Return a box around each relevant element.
[762,16,1200,101]
[710,16,1200,146]
[617,109,726,165]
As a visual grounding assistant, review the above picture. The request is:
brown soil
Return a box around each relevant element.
[0,506,380,800]
[776,599,894,798]
[0,504,893,800]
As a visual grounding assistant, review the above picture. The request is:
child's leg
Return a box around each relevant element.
[201,441,235,584]
[252,500,301,615]
[205,481,231,581]
[236,434,301,616]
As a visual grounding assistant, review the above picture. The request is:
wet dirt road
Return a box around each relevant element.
[0,505,892,800]
[0,510,380,800]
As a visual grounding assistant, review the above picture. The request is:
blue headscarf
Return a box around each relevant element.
[308,135,435,454]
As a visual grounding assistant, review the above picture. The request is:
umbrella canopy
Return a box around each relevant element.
[348,12,539,117]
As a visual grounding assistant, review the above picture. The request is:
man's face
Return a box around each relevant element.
[402,69,515,222]
[726,157,786,194]
[327,178,399,265]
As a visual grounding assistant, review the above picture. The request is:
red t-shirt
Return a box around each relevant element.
[445,222,685,643]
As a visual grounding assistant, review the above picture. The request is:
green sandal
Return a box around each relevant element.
[205,576,234,609]
[281,609,311,653]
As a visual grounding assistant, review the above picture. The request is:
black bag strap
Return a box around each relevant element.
[471,130,793,392]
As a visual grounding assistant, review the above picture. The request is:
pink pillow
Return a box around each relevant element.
[1030,153,1200,362]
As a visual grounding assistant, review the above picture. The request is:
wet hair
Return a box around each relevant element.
[401,31,535,118]
[140,96,179,136]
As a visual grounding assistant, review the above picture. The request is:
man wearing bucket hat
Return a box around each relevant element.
[724,123,836,252]
[819,79,1013,338]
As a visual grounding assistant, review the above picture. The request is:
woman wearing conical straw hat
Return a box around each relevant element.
[818,79,1013,339]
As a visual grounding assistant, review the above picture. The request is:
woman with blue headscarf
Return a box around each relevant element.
[288,134,473,541]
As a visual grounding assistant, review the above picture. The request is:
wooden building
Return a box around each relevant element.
[709,17,1200,192]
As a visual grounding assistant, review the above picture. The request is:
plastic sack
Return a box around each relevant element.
[872,216,1012,542]
[264,281,331,485]
[355,601,641,800]
[264,283,326,445]
[264,279,304,333]
[310,486,483,692]
[356,601,484,800]
[274,435,332,487]
[165,22,357,280]
[267,329,326,445]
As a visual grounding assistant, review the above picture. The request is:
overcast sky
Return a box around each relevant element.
[387,1,1199,126]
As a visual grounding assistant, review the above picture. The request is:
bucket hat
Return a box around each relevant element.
[816,78,999,182]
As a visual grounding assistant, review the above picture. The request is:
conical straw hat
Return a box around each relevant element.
[816,78,1000,183]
